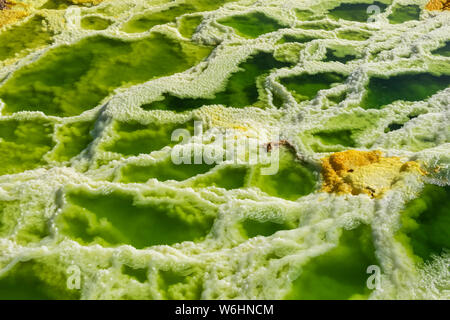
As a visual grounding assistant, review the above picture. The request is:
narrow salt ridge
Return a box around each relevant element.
[0,0,448,299]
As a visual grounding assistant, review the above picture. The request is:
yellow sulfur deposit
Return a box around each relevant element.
[0,1,29,28]
[321,150,424,198]
[425,0,450,11]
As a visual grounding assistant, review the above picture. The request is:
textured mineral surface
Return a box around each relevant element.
[0,0,448,300]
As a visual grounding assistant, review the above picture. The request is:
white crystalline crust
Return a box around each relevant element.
[0,0,448,299]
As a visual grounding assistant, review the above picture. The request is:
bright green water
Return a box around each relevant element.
[219,12,286,38]
[142,52,290,111]
[248,147,317,200]
[0,15,53,61]
[325,48,358,63]
[0,261,80,300]
[0,33,211,116]
[57,189,216,248]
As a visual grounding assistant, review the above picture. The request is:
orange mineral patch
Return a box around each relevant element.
[321,150,424,198]
[425,0,450,11]
[0,1,29,29]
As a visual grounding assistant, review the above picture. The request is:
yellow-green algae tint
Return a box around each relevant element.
[388,5,422,24]
[397,185,450,262]
[178,15,203,38]
[324,47,359,63]
[301,111,380,152]
[0,118,54,175]
[57,189,216,249]
[81,16,113,30]
[189,165,248,190]
[0,200,20,237]
[0,15,53,61]
[286,225,378,300]
[50,119,96,162]
[361,73,450,109]
[218,12,287,39]
[142,52,291,111]
[295,9,316,21]
[0,33,212,116]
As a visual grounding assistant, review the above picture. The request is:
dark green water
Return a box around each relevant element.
[432,41,450,57]
[142,52,290,111]
[50,120,96,162]
[219,12,286,38]
[81,16,113,30]
[0,261,79,300]
[388,5,421,24]
[399,185,450,262]
[178,15,203,38]
[361,73,450,109]
[280,72,347,102]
